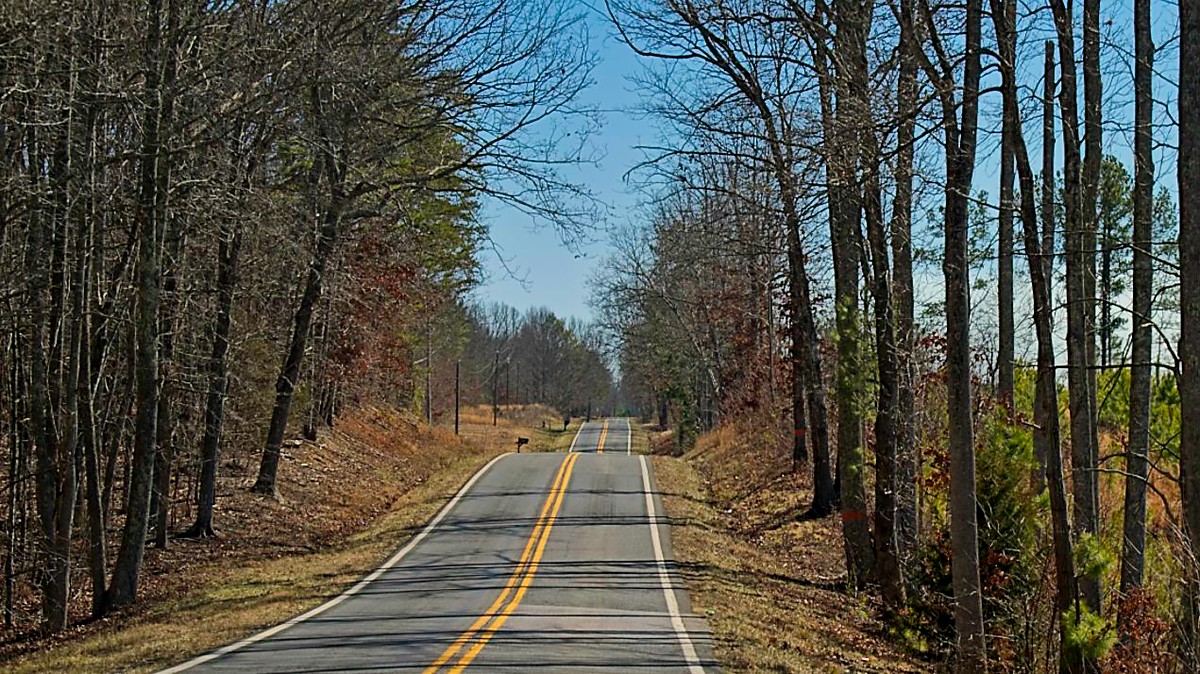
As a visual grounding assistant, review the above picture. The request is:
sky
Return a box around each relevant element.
[473,6,647,325]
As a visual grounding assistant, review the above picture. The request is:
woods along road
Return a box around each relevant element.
[161,419,717,673]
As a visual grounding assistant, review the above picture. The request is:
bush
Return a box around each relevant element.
[907,406,1045,662]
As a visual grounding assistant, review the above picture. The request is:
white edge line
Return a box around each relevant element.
[567,419,586,452]
[157,451,513,674]
[639,455,705,674]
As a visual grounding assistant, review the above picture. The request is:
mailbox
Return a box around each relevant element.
[516,437,529,452]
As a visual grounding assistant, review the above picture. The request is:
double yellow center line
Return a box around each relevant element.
[424,452,580,673]
[596,419,609,454]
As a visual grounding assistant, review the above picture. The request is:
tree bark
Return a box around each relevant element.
[930,0,986,665]
[997,24,1015,411]
[863,123,904,610]
[187,224,241,537]
[1041,43,1056,310]
[253,84,345,496]
[830,0,874,588]
[1121,0,1154,599]
[1177,0,1200,657]
[107,0,168,610]
[253,199,341,497]
[891,0,919,572]
[992,5,1079,670]
[1050,0,1103,618]
[151,220,181,549]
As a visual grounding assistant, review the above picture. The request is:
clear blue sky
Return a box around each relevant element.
[475,6,644,324]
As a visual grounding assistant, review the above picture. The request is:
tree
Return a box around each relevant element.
[1050,0,1102,618]
[1120,0,1154,600]
[251,0,596,495]
[607,0,836,515]
[905,0,987,665]
[990,3,1079,669]
[891,0,920,575]
[996,0,1015,411]
[824,0,876,589]
[106,0,173,610]
[1179,0,1200,656]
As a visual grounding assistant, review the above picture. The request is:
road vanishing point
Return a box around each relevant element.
[161,418,718,673]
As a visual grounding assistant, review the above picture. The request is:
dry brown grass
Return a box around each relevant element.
[650,418,931,673]
[1,404,562,673]
[453,404,579,454]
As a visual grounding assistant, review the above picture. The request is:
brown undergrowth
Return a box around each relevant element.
[1,405,571,673]
[650,419,930,673]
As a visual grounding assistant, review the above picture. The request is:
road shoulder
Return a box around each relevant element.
[4,420,512,674]
[650,454,929,673]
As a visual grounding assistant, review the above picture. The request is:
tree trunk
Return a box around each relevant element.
[253,133,344,496]
[1041,43,1056,311]
[992,5,1079,669]
[151,221,181,549]
[1121,0,1154,599]
[107,0,168,610]
[782,160,835,518]
[891,0,919,571]
[1050,0,1103,618]
[1177,0,1200,658]
[863,125,904,610]
[997,43,1015,411]
[827,0,873,586]
[253,206,340,496]
[789,222,809,471]
[1082,0,1102,445]
[939,0,986,665]
[187,224,241,537]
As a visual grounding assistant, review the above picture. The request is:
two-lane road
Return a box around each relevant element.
[165,419,716,673]
[567,417,632,454]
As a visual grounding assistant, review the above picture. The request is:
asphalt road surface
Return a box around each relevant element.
[164,418,717,673]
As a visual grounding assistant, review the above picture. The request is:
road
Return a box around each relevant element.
[165,418,717,673]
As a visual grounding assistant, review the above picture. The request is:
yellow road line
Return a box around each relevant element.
[449,453,579,672]
[596,418,609,454]
[424,453,579,673]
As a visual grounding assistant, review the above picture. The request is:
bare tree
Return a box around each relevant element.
[891,0,920,574]
[1121,0,1154,599]
[904,0,987,665]
[1049,0,1103,618]
[996,0,1015,411]
[106,0,173,610]
[990,3,1079,670]
[607,0,837,515]
[1179,0,1200,655]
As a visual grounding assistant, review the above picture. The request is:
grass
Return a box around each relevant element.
[453,404,580,454]
[2,406,561,674]
[628,421,652,455]
[648,419,930,673]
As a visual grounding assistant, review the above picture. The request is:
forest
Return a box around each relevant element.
[596,0,1199,671]
[0,0,611,643]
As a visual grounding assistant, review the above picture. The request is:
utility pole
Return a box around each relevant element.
[455,360,460,435]
[492,350,499,426]
[425,318,432,425]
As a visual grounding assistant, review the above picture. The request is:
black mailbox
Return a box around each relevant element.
[516,437,529,452]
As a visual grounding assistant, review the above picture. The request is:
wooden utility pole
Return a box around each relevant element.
[425,319,433,425]
[492,350,499,426]
[455,360,461,435]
